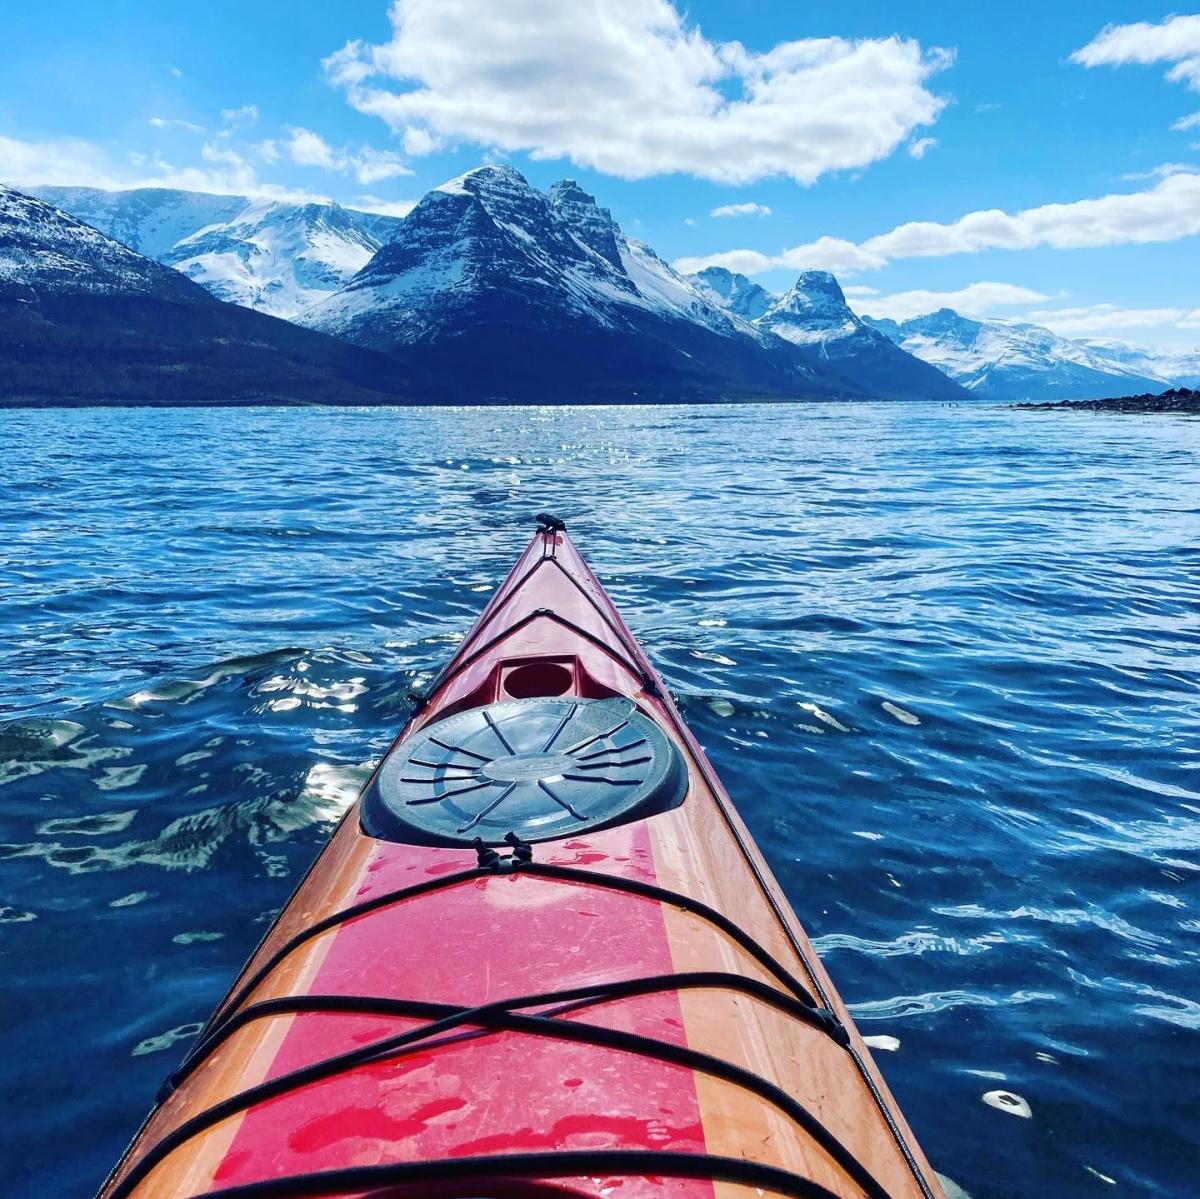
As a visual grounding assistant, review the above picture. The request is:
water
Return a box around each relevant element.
[1,402,1197,1198]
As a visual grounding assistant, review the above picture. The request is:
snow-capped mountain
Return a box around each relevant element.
[692,268,964,401]
[863,309,1168,401]
[302,167,965,402]
[301,166,849,401]
[1080,339,1200,390]
[0,185,413,406]
[687,266,775,321]
[33,186,405,318]
[0,185,203,301]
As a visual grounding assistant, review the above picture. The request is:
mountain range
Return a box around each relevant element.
[686,271,1197,403]
[0,184,418,406]
[862,309,1174,401]
[296,166,964,403]
[4,168,1195,406]
[33,186,405,319]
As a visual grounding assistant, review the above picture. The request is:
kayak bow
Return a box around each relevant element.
[101,517,944,1199]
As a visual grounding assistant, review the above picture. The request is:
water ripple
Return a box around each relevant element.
[0,401,1197,1199]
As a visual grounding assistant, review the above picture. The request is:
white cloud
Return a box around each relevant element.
[842,284,878,297]
[221,104,260,129]
[201,142,249,168]
[0,132,326,202]
[325,0,951,184]
[255,139,281,164]
[1172,111,1200,130]
[149,116,204,134]
[284,126,411,183]
[351,194,418,217]
[854,281,1052,322]
[908,136,937,159]
[401,126,439,156]
[286,127,337,168]
[352,145,411,183]
[1021,303,1200,337]
[1072,14,1200,90]
[710,201,771,218]
[675,172,1200,275]
[0,133,128,190]
[1121,161,1198,181]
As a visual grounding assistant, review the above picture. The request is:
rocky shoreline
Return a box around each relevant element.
[1013,387,1200,414]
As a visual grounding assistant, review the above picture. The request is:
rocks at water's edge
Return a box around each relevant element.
[1012,387,1200,413]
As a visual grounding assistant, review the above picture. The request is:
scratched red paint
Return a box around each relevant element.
[212,821,714,1196]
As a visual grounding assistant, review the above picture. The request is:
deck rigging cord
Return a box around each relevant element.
[108,841,892,1199]
[101,516,935,1199]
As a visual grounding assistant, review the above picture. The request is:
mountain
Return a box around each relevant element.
[301,167,965,403]
[753,272,967,401]
[1080,339,1200,389]
[33,186,405,318]
[0,185,420,406]
[688,266,775,321]
[300,166,868,402]
[864,309,1167,401]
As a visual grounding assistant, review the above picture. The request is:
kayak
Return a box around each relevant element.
[100,516,944,1199]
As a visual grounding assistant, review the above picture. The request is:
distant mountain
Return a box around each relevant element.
[688,266,775,321]
[302,167,965,403]
[1080,339,1200,390]
[863,308,1167,401]
[687,267,964,401]
[0,185,419,406]
[33,186,404,318]
[756,272,966,401]
[300,166,861,402]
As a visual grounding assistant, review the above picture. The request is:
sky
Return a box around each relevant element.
[3,1,1199,349]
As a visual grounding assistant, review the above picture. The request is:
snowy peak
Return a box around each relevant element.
[759,269,872,347]
[548,179,624,268]
[868,306,1172,401]
[686,267,775,321]
[893,307,982,341]
[0,184,204,302]
[767,271,851,323]
[32,185,405,318]
[300,167,967,401]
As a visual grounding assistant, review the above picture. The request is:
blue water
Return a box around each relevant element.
[1,402,1197,1198]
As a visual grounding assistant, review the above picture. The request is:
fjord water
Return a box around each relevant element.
[1,402,1196,1199]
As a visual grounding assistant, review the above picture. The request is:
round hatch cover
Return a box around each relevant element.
[362,697,687,846]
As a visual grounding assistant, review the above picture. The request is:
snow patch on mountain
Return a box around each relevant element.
[1081,339,1200,388]
[33,186,405,318]
[0,185,203,301]
[865,308,1171,400]
[686,266,776,322]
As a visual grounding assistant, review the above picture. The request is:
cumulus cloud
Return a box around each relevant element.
[284,126,411,183]
[221,104,260,129]
[674,172,1200,275]
[1022,303,1200,337]
[711,201,771,218]
[149,116,205,134]
[351,194,418,217]
[1071,14,1200,90]
[1172,111,1200,130]
[324,0,951,184]
[854,282,1052,322]
[908,136,937,159]
[0,132,326,202]
[286,127,337,168]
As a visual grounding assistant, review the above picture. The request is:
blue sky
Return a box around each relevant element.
[4,2,1199,348]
